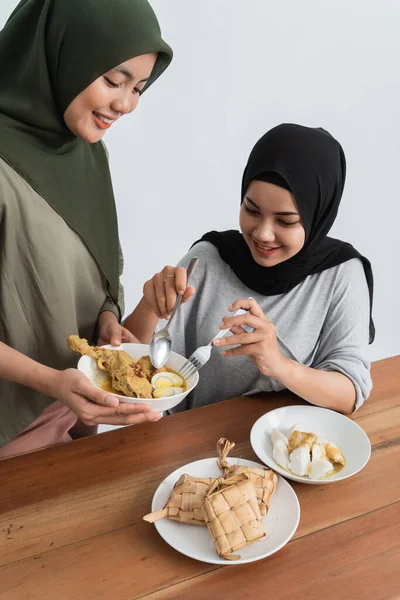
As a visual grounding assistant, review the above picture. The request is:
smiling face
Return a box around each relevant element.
[239,180,306,267]
[63,53,157,143]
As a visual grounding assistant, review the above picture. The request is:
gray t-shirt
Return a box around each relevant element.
[166,241,372,414]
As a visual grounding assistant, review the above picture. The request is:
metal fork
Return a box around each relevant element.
[179,308,247,380]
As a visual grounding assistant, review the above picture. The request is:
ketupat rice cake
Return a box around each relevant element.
[217,437,278,516]
[143,474,218,526]
[202,473,266,560]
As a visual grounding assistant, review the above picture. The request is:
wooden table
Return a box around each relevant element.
[1,356,399,600]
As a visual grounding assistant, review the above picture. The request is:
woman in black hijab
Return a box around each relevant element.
[127,124,374,415]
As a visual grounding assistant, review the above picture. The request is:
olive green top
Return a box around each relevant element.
[0,157,124,444]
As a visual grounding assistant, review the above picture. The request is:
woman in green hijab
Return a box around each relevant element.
[0,0,173,457]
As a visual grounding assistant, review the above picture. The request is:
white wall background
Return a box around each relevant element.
[1,0,399,362]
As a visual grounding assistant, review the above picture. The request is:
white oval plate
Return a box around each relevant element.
[250,405,371,485]
[151,457,300,565]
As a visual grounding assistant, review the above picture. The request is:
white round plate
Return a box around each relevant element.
[250,405,371,485]
[151,457,300,565]
[77,343,198,412]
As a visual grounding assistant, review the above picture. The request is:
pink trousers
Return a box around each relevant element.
[0,401,78,459]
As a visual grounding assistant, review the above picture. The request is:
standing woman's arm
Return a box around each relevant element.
[96,243,140,345]
[99,242,126,323]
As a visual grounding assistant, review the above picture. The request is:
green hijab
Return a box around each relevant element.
[0,0,173,302]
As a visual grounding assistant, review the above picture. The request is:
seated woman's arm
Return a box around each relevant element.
[301,259,372,413]
[125,264,195,343]
[125,297,159,344]
[215,259,372,415]
[272,358,360,415]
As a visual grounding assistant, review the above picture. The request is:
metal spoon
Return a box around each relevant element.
[149,256,199,368]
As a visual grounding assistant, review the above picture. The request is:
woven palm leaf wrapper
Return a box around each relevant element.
[217,437,278,516]
[143,474,218,526]
[203,473,266,560]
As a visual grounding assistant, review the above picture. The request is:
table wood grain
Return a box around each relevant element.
[1,356,399,600]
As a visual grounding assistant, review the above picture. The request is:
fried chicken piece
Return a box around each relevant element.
[67,335,153,398]
[137,355,167,380]
[97,350,153,398]
[68,335,98,358]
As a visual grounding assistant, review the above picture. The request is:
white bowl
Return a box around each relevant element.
[77,343,198,412]
[250,405,371,484]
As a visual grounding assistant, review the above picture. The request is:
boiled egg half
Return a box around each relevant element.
[151,372,185,398]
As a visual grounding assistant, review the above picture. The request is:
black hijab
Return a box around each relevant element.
[196,124,374,343]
